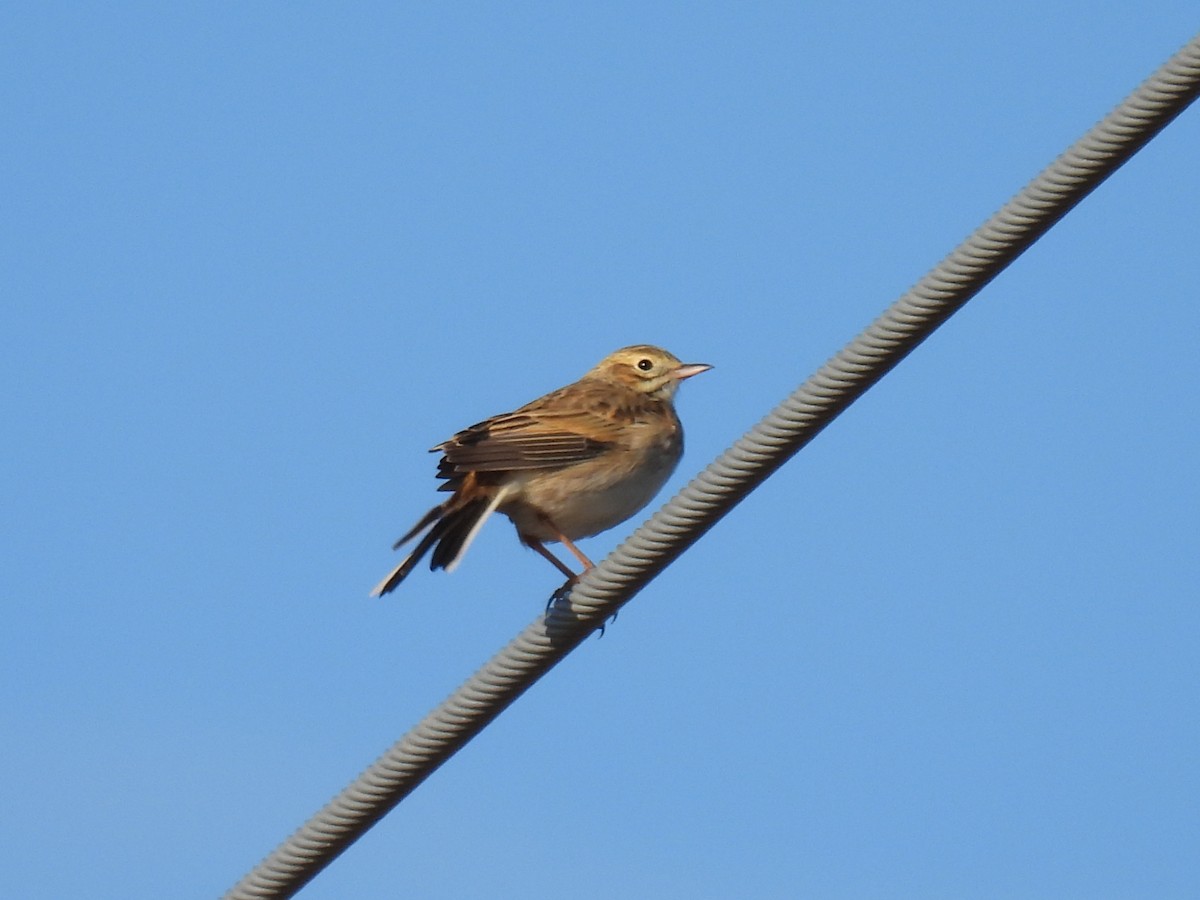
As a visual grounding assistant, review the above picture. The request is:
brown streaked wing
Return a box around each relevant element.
[437,410,620,473]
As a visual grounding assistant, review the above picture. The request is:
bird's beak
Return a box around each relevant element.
[672,363,713,381]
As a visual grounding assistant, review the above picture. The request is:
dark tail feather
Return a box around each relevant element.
[429,498,490,570]
[392,504,444,550]
[370,497,494,597]
[369,510,453,597]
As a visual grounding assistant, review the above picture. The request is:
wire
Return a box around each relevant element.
[223,31,1200,900]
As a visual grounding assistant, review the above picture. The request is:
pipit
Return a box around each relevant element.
[370,344,710,596]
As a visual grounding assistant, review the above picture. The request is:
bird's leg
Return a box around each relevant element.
[528,538,580,612]
[531,532,615,638]
[527,511,597,574]
[525,538,580,581]
[527,516,597,612]
[531,512,595,572]
[556,534,595,572]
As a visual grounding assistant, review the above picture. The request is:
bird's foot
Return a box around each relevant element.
[545,579,576,611]
[595,609,619,638]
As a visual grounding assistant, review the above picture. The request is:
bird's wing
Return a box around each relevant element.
[436,401,630,474]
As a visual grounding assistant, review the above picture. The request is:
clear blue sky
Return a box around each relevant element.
[3,5,1198,898]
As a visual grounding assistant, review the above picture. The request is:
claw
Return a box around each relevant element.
[545,580,574,611]
[595,610,620,638]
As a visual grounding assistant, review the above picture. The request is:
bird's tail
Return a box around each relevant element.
[370,485,511,596]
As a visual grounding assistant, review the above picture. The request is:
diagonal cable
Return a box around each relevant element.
[224,31,1200,900]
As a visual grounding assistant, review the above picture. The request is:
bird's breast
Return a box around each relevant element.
[501,429,682,541]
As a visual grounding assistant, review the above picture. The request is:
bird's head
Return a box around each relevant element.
[590,345,712,401]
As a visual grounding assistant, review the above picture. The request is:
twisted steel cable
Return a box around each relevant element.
[225,32,1200,900]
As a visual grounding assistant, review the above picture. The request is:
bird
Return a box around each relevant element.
[370,345,711,596]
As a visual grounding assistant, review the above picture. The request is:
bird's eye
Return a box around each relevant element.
[637,358,654,372]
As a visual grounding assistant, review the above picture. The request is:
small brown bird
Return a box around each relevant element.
[371,345,710,596]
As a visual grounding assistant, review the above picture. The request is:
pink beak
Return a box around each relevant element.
[672,363,713,381]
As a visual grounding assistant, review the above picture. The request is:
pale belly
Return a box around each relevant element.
[499,444,680,541]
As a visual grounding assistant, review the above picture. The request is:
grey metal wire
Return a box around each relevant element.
[224,32,1200,900]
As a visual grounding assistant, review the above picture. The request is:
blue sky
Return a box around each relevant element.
[3,5,1198,898]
